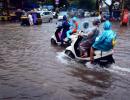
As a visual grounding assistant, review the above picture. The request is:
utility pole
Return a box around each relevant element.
[98,0,100,16]
[96,0,100,16]
[6,0,9,16]
[121,0,125,21]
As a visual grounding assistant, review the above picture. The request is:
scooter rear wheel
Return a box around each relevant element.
[51,38,57,45]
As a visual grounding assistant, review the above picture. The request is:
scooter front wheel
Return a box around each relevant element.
[51,38,57,45]
[65,50,75,59]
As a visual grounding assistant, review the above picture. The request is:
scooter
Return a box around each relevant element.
[64,34,115,66]
[64,22,115,66]
[51,25,62,45]
[51,27,72,47]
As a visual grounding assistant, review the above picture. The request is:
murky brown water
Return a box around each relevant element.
[0,20,130,100]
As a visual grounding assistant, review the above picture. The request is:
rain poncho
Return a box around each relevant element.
[92,21,117,51]
[66,17,79,39]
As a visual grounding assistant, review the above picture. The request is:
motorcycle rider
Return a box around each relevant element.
[79,19,100,57]
[60,15,70,44]
[55,15,70,43]
[90,20,117,63]
[66,17,79,41]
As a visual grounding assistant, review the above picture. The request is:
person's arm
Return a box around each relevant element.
[87,28,97,38]
[85,31,93,37]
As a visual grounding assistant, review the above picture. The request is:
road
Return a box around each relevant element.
[0,19,130,100]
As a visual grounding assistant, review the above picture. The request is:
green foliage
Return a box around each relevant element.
[68,0,96,10]
[45,0,54,5]
[68,0,79,6]
[79,0,96,10]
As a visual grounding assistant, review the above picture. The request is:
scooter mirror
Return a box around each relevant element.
[83,22,89,29]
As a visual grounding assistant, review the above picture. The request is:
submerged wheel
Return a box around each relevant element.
[65,50,75,59]
[51,38,57,45]
[95,55,115,67]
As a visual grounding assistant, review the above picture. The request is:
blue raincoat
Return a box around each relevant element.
[66,17,79,39]
[92,21,117,51]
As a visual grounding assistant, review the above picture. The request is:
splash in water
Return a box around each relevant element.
[85,62,130,76]
[106,64,130,75]
[56,51,73,65]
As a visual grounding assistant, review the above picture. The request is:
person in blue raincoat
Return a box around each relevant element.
[90,20,117,63]
[66,17,79,41]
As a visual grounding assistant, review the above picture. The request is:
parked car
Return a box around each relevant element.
[68,8,77,18]
[77,9,84,18]
[90,11,98,17]
[21,15,30,26]
[84,11,90,17]
[15,10,25,21]
[38,11,53,23]
[58,11,68,21]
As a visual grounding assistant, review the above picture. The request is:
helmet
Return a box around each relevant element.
[63,15,67,20]
[92,19,100,26]
[72,17,77,22]
[103,21,111,30]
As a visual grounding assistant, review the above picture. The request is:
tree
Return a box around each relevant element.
[59,0,69,7]
[102,0,115,18]
[68,0,79,7]
[80,0,96,10]
[68,0,96,10]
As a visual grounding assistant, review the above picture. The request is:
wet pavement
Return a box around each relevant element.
[0,19,130,100]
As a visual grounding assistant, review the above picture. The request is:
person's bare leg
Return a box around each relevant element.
[90,47,94,63]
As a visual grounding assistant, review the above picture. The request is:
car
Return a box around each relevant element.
[77,9,84,18]
[90,11,98,17]
[68,8,77,18]
[38,11,53,23]
[84,11,90,17]
[58,11,68,21]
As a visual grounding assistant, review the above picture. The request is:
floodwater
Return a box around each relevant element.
[0,20,130,100]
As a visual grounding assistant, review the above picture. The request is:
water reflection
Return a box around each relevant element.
[68,67,112,100]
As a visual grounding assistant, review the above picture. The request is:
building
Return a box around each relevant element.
[0,0,10,15]
[125,0,130,9]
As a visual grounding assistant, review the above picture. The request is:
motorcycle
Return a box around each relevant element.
[51,25,62,45]
[51,26,72,47]
[51,22,74,47]
[64,22,115,66]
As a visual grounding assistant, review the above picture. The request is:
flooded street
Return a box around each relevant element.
[0,19,130,100]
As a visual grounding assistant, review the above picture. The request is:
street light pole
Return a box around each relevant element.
[121,0,125,21]
[6,0,9,16]
[96,0,100,16]
[98,0,100,16]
